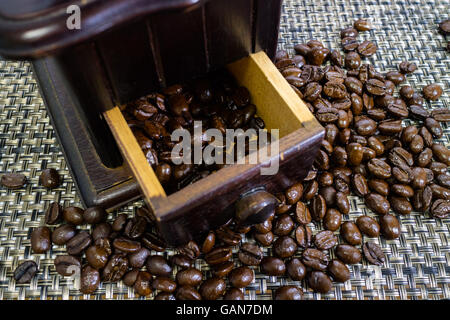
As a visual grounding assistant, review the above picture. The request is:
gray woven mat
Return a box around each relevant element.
[0,0,449,300]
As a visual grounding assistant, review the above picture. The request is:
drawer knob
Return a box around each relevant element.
[235,189,279,227]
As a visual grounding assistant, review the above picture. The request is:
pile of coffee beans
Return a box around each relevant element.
[121,71,266,194]
[8,18,449,300]
[1,168,61,190]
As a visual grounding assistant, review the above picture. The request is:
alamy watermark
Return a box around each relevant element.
[66,5,81,30]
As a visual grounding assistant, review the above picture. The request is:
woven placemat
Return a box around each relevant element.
[0,0,449,300]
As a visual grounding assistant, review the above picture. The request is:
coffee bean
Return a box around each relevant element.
[365,193,390,215]
[310,194,327,221]
[314,230,337,250]
[274,286,303,300]
[199,277,226,300]
[286,258,306,281]
[238,243,263,266]
[273,236,297,258]
[260,257,286,276]
[354,19,372,31]
[308,271,332,293]
[366,79,386,95]
[432,143,450,165]
[31,226,51,254]
[126,248,150,269]
[358,41,377,56]
[80,266,100,294]
[40,168,61,188]
[86,245,109,269]
[152,277,177,293]
[176,285,202,300]
[285,182,304,204]
[146,255,172,277]
[51,224,76,245]
[92,223,111,241]
[44,202,62,225]
[356,216,380,237]
[423,84,443,100]
[340,221,362,245]
[229,266,254,288]
[379,214,401,240]
[328,259,350,283]
[63,207,84,225]
[323,208,342,232]
[341,27,359,38]
[254,231,274,247]
[426,118,443,138]
[14,261,38,284]
[302,248,328,271]
[201,231,215,254]
[363,242,385,266]
[205,246,232,265]
[83,207,107,224]
[273,214,294,236]
[124,216,147,240]
[367,158,392,179]
[345,52,361,69]
[431,108,450,122]
[113,237,141,253]
[431,199,450,219]
[347,143,364,166]
[123,269,139,287]
[308,47,330,65]
[54,255,81,276]
[134,271,152,296]
[335,244,361,264]
[1,172,27,189]
[399,61,417,74]
[385,71,405,85]
[142,232,167,252]
[66,231,91,255]
[295,225,312,248]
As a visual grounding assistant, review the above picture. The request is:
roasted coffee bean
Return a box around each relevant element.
[411,167,427,189]
[323,81,347,99]
[316,108,339,123]
[391,184,414,198]
[212,261,234,278]
[286,258,306,281]
[285,182,303,204]
[293,55,307,68]
[352,174,369,197]
[44,202,62,225]
[216,227,241,246]
[340,221,362,245]
[302,248,328,271]
[254,231,274,247]
[379,214,401,240]
[430,161,448,176]
[356,216,380,237]
[341,27,359,38]
[354,19,372,31]
[365,193,390,215]
[124,216,147,240]
[363,242,385,266]
[274,286,303,300]
[412,186,433,212]
[113,237,141,253]
[303,180,319,201]
[1,172,27,189]
[152,277,177,293]
[63,207,84,225]
[134,271,152,296]
[320,186,336,207]
[40,168,61,188]
[347,143,364,166]
[273,236,297,258]
[51,224,76,245]
[176,285,202,300]
[66,231,91,255]
[390,196,413,215]
[330,50,344,66]
[358,41,377,56]
[14,261,38,284]
[205,246,232,265]
[199,277,226,300]
[389,147,414,168]
[295,225,312,249]
[310,194,327,221]
[83,207,107,224]
[431,108,450,122]
[367,158,391,179]
[392,166,413,184]
[328,259,350,283]
[426,118,443,138]
[112,214,128,232]
[254,219,272,234]
[94,237,112,255]
[431,199,450,219]
[31,226,51,254]
[80,266,100,294]
[345,52,361,69]
[439,19,450,34]
[436,173,450,189]
[399,61,417,74]
[91,223,111,241]
[142,232,167,252]
[54,255,81,276]
[86,245,109,269]
[275,193,292,214]
[308,47,330,65]
[260,257,286,276]
[273,214,294,236]
[123,269,139,287]
[308,271,332,294]
[155,292,176,300]
[229,267,254,288]
[417,148,433,167]
[335,192,350,214]
[176,268,203,286]
[294,44,311,56]
[102,254,128,282]
[295,202,311,225]
[169,254,191,270]
[238,243,263,266]
[365,79,385,95]
[422,83,443,100]
[323,208,342,232]
[432,143,450,165]
[409,105,430,120]
[126,248,150,269]
[314,230,337,250]
[146,255,172,277]
[335,244,361,264]
[385,71,405,85]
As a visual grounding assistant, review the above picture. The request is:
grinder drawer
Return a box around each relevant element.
[104,51,324,246]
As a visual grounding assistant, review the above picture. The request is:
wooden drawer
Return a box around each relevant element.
[105,51,324,246]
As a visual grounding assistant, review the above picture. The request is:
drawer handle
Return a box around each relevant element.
[235,189,279,227]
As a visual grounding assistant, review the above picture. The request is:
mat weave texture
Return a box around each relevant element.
[0,0,449,300]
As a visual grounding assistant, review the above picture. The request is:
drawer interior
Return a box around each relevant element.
[103,51,322,240]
